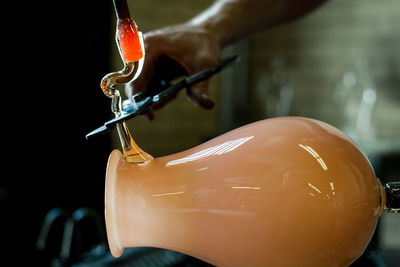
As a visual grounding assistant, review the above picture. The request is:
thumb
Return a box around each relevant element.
[186,80,214,109]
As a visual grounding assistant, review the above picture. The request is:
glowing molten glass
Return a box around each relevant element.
[117,17,143,62]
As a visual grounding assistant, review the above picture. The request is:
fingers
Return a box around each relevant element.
[144,108,155,120]
[184,52,219,110]
[186,80,214,109]
[124,25,221,119]
[125,47,156,99]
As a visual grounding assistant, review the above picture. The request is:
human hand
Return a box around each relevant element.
[125,23,221,119]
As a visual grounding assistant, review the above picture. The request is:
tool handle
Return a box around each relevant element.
[86,55,238,139]
[154,55,238,104]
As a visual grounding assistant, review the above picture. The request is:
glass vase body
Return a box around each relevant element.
[105,117,383,266]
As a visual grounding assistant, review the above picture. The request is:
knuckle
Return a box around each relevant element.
[196,53,218,69]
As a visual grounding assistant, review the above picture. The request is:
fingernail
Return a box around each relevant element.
[198,93,214,109]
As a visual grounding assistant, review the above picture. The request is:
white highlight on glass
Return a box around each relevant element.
[307,182,322,194]
[152,191,184,197]
[166,136,254,166]
[232,186,261,190]
[298,144,328,171]
[330,182,336,196]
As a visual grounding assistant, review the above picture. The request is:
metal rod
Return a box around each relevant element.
[112,0,130,20]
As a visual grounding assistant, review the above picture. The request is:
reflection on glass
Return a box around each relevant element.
[152,191,185,197]
[166,136,254,166]
[232,186,261,190]
[298,144,328,171]
[330,182,336,196]
[307,182,322,194]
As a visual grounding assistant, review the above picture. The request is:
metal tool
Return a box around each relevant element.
[86,55,238,139]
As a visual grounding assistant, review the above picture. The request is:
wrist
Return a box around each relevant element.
[189,21,227,48]
[186,10,229,48]
[179,20,223,47]
[186,0,247,48]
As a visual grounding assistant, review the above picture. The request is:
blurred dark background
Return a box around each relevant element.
[0,0,112,265]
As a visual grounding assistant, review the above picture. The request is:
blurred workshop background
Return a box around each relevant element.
[124,1,400,265]
[1,0,399,266]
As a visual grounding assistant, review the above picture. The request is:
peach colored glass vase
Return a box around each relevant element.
[105,117,393,267]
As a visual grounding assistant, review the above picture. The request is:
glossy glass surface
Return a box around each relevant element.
[105,117,383,266]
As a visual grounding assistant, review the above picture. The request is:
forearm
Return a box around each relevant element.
[188,0,328,47]
[125,0,328,111]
